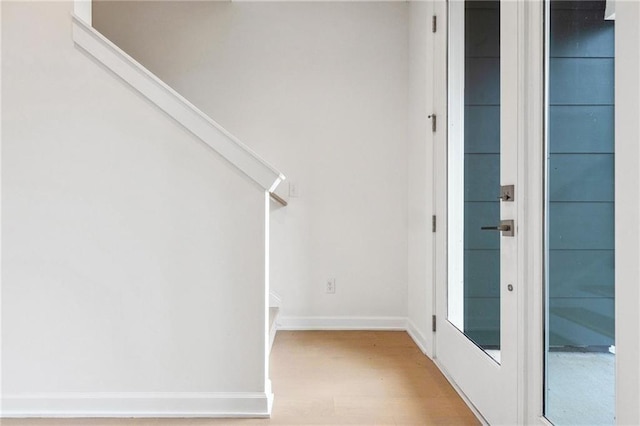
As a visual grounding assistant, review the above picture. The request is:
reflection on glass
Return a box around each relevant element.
[448,0,501,361]
[545,0,615,424]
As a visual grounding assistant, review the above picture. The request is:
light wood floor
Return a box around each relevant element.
[3,331,479,425]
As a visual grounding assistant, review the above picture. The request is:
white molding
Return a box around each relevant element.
[522,1,545,423]
[615,1,640,424]
[1,392,272,418]
[277,316,407,330]
[406,319,431,357]
[71,15,285,193]
[73,0,91,26]
[446,0,465,331]
[263,193,272,402]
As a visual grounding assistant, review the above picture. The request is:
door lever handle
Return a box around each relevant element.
[481,224,511,231]
[481,220,515,237]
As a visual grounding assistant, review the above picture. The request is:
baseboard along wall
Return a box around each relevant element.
[276,316,408,331]
[1,392,273,419]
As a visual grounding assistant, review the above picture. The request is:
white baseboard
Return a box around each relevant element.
[277,316,407,330]
[1,392,272,418]
[406,318,432,357]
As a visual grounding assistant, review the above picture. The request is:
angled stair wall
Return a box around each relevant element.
[1,2,285,418]
[72,15,285,194]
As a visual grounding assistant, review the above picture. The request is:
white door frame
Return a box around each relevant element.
[523,1,640,423]
[520,0,545,423]
[433,0,640,424]
[614,1,640,424]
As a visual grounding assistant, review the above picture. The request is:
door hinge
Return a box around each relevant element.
[432,315,437,332]
[432,15,437,33]
[428,114,437,132]
[432,215,436,233]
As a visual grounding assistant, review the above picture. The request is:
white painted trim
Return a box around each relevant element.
[71,15,285,193]
[406,319,431,357]
[446,0,465,331]
[276,316,407,331]
[275,316,431,356]
[73,0,91,26]
[263,193,272,410]
[0,0,3,407]
[1,392,272,418]
[431,0,448,369]
[522,1,545,424]
[615,1,640,424]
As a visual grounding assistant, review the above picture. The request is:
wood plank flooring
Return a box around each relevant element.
[3,331,479,425]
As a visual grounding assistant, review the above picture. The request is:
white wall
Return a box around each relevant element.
[93,1,410,325]
[407,1,435,354]
[2,0,271,415]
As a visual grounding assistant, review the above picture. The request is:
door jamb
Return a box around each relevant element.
[520,0,545,423]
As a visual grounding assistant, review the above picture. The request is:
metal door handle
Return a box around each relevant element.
[481,220,515,236]
[481,225,511,231]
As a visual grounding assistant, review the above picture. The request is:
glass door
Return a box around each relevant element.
[544,0,615,424]
[435,0,520,423]
[435,1,640,423]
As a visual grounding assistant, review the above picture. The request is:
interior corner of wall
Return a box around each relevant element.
[407,316,433,358]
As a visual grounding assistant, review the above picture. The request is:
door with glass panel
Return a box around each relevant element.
[545,0,615,424]
[435,0,520,424]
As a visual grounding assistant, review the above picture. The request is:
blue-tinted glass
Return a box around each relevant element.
[463,0,501,351]
[546,1,615,424]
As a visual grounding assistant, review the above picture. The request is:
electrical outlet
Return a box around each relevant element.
[326,278,336,294]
